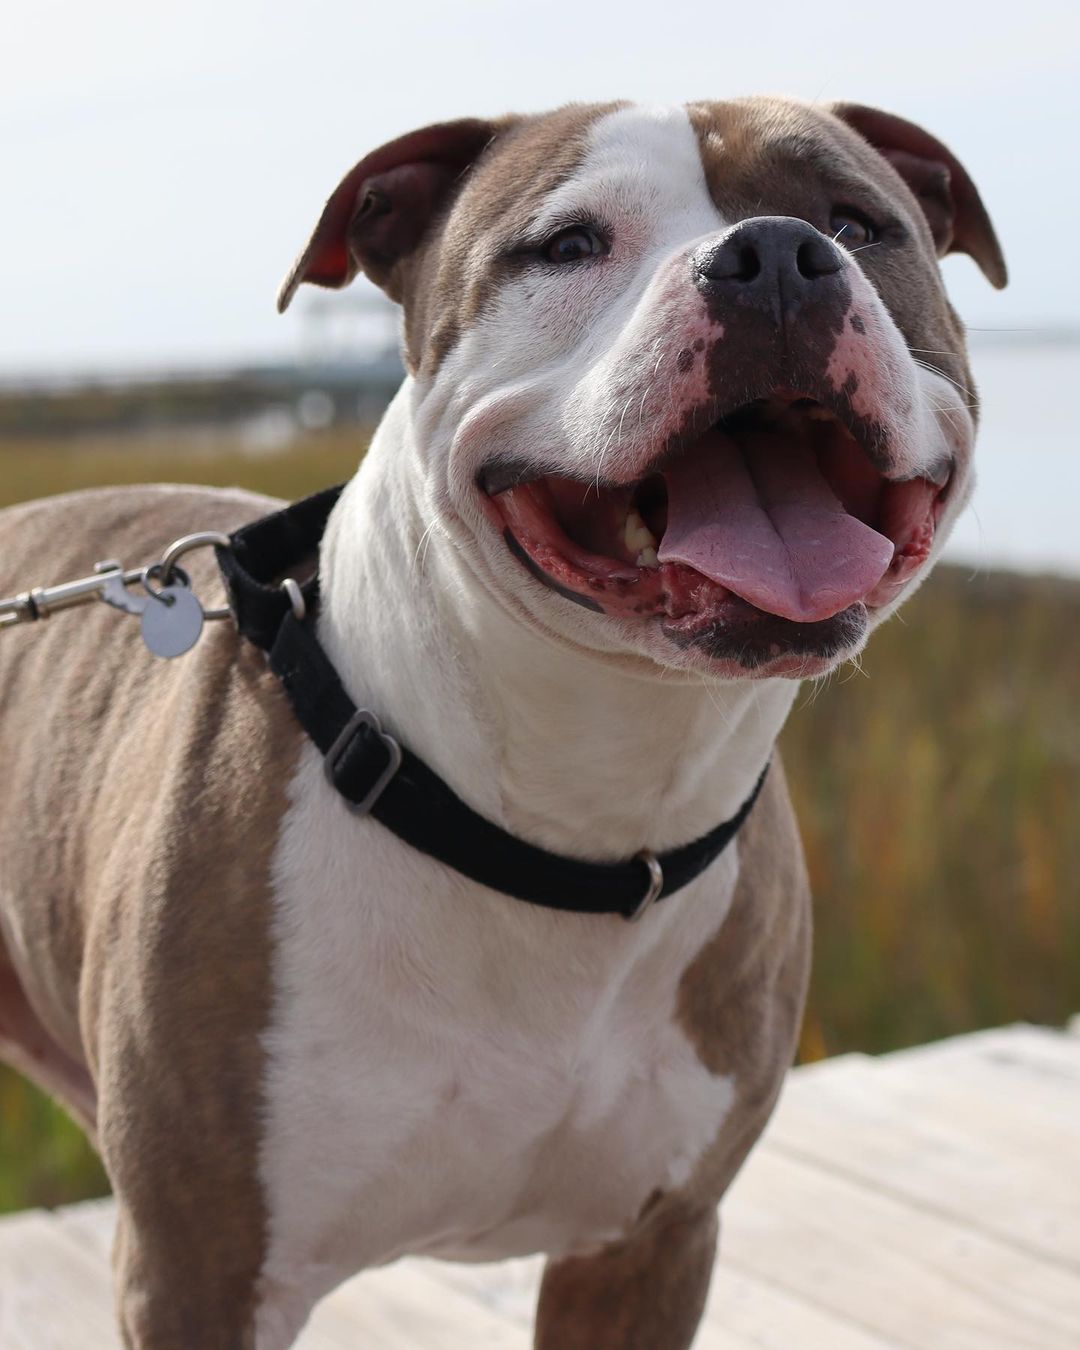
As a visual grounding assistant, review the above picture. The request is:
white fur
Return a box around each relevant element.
[252,102,972,1345]
[254,738,745,1346]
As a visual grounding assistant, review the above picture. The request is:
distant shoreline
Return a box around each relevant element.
[0,326,1077,394]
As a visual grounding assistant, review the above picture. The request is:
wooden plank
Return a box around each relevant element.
[0,1210,121,1349]
[795,1032,1080,1156]
[853,1051,1078,1157]
[805,1025,1080,1085]
[411,1256,541,1329]
[884,1023,1080,1089]
[720,1144,1080,1349]
[52,1197,114,1257]
[766,1054,1080,1270]
[317,1262,521,1350]
[292,1279,423,1350]
[703,1262,902,1349]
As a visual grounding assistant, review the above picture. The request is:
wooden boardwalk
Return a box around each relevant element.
[2,1020,1078,1348]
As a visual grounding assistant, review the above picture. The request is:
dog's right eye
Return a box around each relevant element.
[543,226,606,265]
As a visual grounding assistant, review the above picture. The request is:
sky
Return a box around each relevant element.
[3,0,1078,376]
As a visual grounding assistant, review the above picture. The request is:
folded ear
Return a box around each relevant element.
[277,118,498,312]
[829,103,1007,289]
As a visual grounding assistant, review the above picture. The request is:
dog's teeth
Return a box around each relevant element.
[624,508,657,555]
[804,406,858,441]
[636,547,659,569]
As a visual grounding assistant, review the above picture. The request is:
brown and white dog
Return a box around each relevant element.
[0,98,1003,1348]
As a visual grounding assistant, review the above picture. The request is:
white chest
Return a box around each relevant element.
[256,745,738,1303]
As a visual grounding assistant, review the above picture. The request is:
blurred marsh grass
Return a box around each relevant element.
[785,566,1080,1059]
[0,429,367,508]
[1,432,1077,1212]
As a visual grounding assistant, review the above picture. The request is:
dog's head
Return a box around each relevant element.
[280,99,1004,679]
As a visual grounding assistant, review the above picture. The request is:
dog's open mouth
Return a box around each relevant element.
[484,394,948,651]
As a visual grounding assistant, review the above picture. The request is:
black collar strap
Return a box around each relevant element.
[217,487,768,921]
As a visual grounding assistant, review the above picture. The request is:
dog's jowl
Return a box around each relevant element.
[0,98,1004,1349]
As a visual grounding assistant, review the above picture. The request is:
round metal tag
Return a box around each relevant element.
[140,584,204,658]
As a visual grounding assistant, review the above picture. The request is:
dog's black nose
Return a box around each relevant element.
[692,216,844,319]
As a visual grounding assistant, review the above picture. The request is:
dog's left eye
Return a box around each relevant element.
[543,226,606,265]
[831,210,877,248]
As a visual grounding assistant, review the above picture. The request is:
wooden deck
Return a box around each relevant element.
[2,1020,1078,1348]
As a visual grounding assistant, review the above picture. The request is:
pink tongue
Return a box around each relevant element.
[657,427,895,622]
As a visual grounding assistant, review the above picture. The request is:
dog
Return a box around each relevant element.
[0,98,1004,1349]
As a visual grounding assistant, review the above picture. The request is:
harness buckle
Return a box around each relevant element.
[324,709,403,816]
[626,849,664,921]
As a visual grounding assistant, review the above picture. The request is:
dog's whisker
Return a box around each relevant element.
[414,518,439,571]
[636,387,650,433]
[913,357,976,401]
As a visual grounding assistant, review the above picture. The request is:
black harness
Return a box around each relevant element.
[217,486,767,922]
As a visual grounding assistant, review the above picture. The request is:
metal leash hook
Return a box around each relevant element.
[0,530,234,659]
[1,560,139,629]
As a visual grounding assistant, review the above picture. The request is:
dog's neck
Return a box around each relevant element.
[318,394,798,860]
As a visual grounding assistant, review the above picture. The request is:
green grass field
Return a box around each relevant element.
[2,433,1077,1213]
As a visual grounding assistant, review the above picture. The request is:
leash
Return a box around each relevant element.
[1,485,767,920]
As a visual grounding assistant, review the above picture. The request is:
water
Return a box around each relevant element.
[943,342,1080,578]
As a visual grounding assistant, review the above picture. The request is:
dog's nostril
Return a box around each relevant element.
[732,245,761,282]
[796,236,842,280]
[700,241,761,283]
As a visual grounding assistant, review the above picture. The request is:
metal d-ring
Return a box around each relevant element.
[280,577,306,621]
[627,849,664,922]
[158,531,233,620]
[141,562,191,605]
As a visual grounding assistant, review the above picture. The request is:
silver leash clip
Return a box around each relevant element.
[0,530,234,659]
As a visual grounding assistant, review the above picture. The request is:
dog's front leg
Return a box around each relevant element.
[534,1204,718,1350]
[95,979,280,1348]
[111,1198,263,1350]
[110,1201,258,1350]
